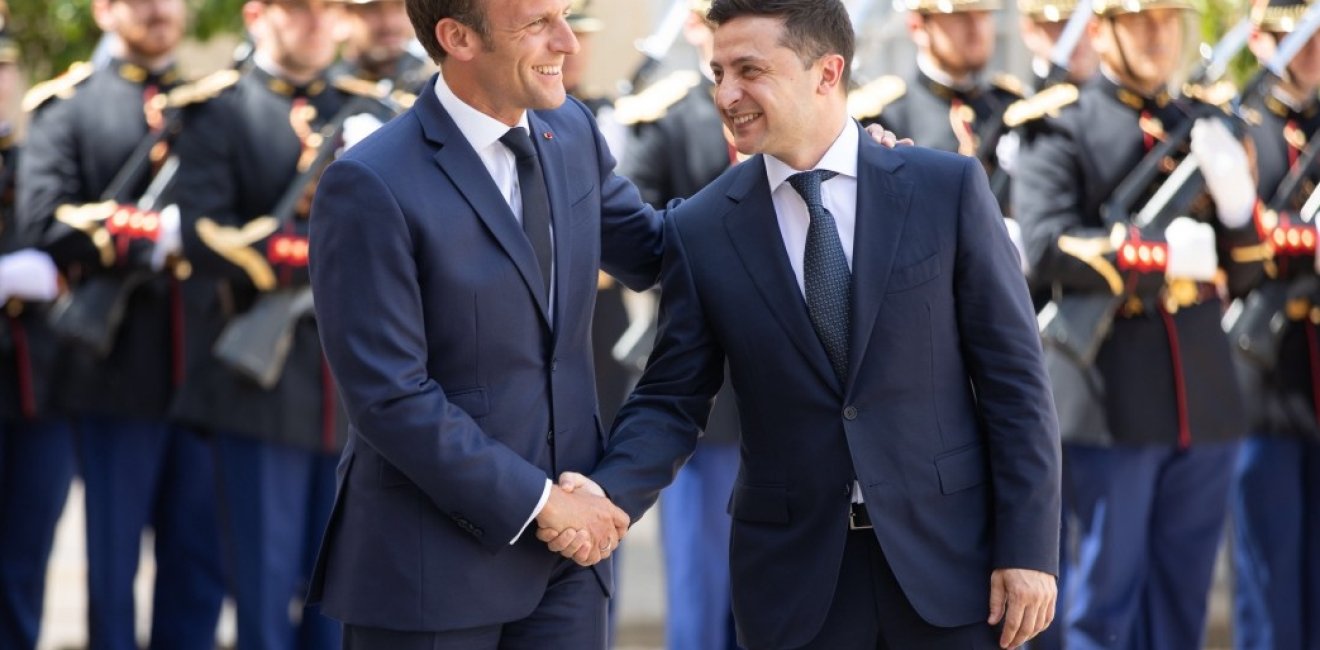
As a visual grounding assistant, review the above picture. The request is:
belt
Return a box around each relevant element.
[849,502,873,530]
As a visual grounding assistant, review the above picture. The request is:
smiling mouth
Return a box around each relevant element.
[533,65,562,76]
[729,112,761,127]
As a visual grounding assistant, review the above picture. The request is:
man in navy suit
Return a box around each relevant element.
[547,1,1061,648]
[306,0,665,647]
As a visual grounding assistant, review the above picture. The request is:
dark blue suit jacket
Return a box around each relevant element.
[307,79,662,631]
[592,127,1061,649]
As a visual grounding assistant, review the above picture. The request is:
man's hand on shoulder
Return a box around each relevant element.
[988,567,1056,649]
[534,472,628,566]
[863,123,913,148]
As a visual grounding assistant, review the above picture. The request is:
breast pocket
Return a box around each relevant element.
[886,253,941,294]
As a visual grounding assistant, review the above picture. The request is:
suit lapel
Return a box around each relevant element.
[723,158,839,391]
[846,132,913,392]
[528,111,573,341]
[416,87,551,325]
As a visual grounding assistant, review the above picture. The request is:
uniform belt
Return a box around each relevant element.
[1117,280,1218,318]
[849,502,873,530]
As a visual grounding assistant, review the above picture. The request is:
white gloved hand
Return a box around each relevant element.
[1190,118,1256,229]
[0,249,60,303]
[1003,217,1028,274]
[343,113,385,151]
[151,204,181,272]
[1164,216,1219,281]
[996,131,1021,175]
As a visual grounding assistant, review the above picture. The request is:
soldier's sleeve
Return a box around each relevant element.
[618,118,675,209]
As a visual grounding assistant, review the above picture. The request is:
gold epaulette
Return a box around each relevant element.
[22,61,94,113]
[390,89,418,110]
[614,70,701,126]
[992,73,1026,98]
[1003,83,1079,128]
[166,69,241,109]
[333,75,387,99]
[847,75,906,120]
[1182,80,1237,109]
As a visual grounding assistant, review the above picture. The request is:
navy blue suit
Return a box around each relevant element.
[592,130,1061,650]
[307,78,661,638]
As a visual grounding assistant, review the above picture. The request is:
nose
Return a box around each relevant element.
[552,17,581,55]
[715,78,740,112]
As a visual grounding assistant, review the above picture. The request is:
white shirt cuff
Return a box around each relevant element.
[511,478,553,545]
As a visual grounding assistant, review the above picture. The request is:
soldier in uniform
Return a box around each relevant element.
[1231,1,1320,647]
[849,0,1022,209]
[328,0,433,94]
[612,2,741,648]
[164,1,401,648]
[1012,0,1263,647]
[0,7,77,648]
[15,0,226,647]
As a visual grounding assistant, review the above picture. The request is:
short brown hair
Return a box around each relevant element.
[707,0,855,87]
[406,0,489,61]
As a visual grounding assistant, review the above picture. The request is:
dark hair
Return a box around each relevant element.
[406,0,489,62]
[707,0,854,87]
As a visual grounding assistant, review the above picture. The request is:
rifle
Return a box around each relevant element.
[1042,5,1320,367]
[628,0,693,93]
[213,94,398,389]
[47,96,185,359]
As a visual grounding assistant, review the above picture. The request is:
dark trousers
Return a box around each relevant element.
[79,416,225,650]
[788,529,1001,650]
[0,418,74,650]
[1064,441,1238,650]
[1232,435,1320,650]
[216,434,340,650]
[341,558,607,650]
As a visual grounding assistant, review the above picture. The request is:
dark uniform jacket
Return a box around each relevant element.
[1,136,63,421]
[1013,74,1258,446]
[1237,91,1320,441]
[328,49,431,96]
[617,73,741,444]
[17,60,185,419]
[169,65,397,452]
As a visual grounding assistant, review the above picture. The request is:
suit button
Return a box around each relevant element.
[550,358,558,372]
[843,406,858,420]
[546,429,555,443]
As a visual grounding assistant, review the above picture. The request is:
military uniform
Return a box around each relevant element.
[0,18,77,643]
[168,63,399,650]
[17,58,224,650]
[328,49,431,97]
[1012,4,1261,641]
[1230,2,1320,647]
[616,66,742,650]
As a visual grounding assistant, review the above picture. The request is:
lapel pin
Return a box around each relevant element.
[543,131,554,140]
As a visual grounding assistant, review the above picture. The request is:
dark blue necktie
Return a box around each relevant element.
[499,127,553,300]
[788,169,850,384]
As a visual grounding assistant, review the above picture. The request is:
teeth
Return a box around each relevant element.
[533,66,561,75]
[731,113,759,125]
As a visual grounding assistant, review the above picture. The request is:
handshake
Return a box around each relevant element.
[533,472,628,567]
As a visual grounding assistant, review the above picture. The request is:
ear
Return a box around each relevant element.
[91,0,115,34]
[436,17,479,62]
[906,12,929,49]
[817,53,846,96]
[1246,28,1274,63]
[241,0,266,32]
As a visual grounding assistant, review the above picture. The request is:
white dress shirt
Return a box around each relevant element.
[432,73,554,543]
[763,118,867,504]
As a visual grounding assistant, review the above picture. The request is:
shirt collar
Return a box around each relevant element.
[764,118,859,194]
[433,69,530,151]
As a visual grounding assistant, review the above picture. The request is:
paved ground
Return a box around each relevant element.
[34,480,1233,649]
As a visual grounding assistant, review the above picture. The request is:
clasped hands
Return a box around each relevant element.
[534,472,626,567]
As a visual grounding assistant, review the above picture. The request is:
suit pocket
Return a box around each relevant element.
[886,253,940,294]
[728,484,790,524]
[445,386,489,419]
[934,443,988,494]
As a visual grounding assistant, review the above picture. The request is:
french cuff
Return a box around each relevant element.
[511,478,553,545]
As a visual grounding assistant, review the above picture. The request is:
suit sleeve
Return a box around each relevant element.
[617,120,673,210]
[309,157,548,553]
[954,158,1063,575]
[590,213,723,521]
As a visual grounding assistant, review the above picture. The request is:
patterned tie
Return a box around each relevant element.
[499,127,553,300]
[788,169,850,384]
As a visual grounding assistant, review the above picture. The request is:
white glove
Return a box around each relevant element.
[1003,217,1028,274]
[1164,216,1219,282]
[151,204,181,272]
[343,113,384,151]
[0,249,60,303]
[1190,118,1255,229]
[996,131,1020,175]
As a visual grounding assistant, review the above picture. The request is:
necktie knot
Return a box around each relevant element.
[500,127,537,160]
[787,169,839,212]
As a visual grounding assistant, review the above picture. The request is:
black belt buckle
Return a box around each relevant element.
[849,502,873,530]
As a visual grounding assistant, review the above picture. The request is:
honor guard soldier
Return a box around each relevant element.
[1012,0,1265,647]
[0,7,77,648]
[164,1,401,647]
[613,2,741,648]
[1230,1,1320,647]
[849,0,1022,210]
[327,0,433,95]
[15,0,227,647]
[1017,0,1099,90]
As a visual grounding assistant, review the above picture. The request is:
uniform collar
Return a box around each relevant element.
[252,56,327,98]
[111,57,181,88]
[1264,88,1320,120]
[1095,71,1170,112]
[916,54,982,101]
